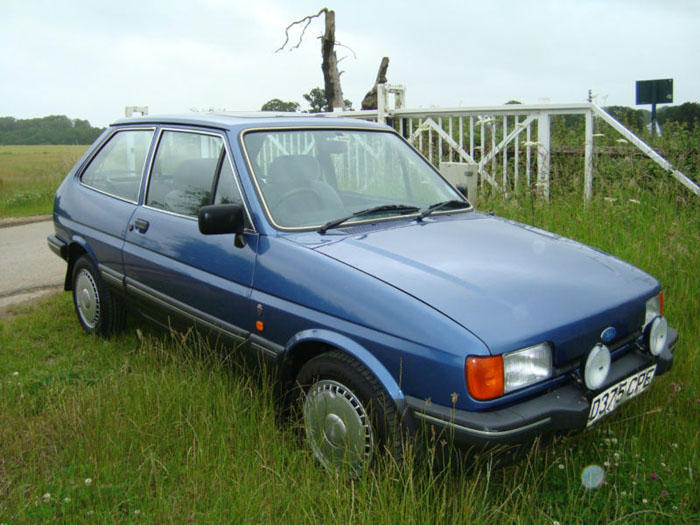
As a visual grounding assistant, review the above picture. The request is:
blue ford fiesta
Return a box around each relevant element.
[48,113,677,472]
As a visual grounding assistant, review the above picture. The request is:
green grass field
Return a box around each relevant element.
[0,145,87,218]
[1,145,699,522]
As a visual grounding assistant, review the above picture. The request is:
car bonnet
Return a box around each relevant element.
[312,214,659,365]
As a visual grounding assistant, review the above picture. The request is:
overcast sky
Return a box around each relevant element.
[2,0,699,127]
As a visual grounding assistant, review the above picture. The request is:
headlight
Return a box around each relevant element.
[644,292,664,328]
[646,316,668,356]
[466,343,552,400]
[503,343,553,393]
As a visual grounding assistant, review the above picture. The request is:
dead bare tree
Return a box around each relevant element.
[276,8,345,111]
[361,57,390,110]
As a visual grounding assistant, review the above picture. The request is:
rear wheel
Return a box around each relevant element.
[72,255,125,337]
[295,350,401,474]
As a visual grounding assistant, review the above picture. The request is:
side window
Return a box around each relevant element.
[81,129,153,202]
[146,131,224,217]
[213,155,243,206]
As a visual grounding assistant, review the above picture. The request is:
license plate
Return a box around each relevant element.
[586,364,657,427]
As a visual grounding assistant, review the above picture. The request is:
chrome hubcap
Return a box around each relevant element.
[303,379,374,473]
[75,269,100,329]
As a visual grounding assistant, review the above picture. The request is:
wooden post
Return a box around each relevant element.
[321,10,344,110]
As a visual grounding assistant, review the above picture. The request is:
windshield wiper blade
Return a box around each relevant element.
[319,204,420,234]
[417,199,471,221]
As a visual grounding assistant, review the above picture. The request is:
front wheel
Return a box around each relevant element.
[72,255,125,337]
[295,350,401,474]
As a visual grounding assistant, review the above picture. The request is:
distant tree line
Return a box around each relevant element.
[601,102,700,133]
[261,87,353,113]
[0,115,104,145]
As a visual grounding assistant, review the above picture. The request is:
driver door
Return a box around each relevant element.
[122,128,258,341]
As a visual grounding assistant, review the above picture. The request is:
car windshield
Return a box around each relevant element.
[242,128,468,229]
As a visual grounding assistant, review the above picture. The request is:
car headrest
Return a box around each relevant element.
[267,155,321,186]
[175,158,219,189]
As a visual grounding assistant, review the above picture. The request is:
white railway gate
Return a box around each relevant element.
[328,84,700,202]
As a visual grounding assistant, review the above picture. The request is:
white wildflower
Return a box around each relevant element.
[43,493,51,501]
[84,478,92,486]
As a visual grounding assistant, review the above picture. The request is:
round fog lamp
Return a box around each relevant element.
[584,344,611,391]
[647,316,668,356]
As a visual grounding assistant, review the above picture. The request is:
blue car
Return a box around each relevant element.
[48,113,677,472]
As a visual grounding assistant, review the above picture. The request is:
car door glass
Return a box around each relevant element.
[80,130,153,202]
[213,154,243,207]
[147,131,224,217]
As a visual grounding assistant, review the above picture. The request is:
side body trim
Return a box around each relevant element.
[124,277,249,343]
[98,264,125,289]
[249,334,285,358]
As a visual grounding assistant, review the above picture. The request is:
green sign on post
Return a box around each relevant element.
[636,79,673,105]
[635,79,673,137]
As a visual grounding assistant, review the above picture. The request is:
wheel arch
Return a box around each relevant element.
[281,329,406,412]
[63,237,94,291]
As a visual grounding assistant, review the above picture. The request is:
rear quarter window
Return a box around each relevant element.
[80,129,154,202]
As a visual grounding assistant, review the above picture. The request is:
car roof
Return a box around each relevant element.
[111,112,391,132]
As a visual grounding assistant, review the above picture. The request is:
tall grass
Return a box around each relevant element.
[0,145,87,218]
[2,176,699,522]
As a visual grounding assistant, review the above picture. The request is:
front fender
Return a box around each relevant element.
[284,328,406,412]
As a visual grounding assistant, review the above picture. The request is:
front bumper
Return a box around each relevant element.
[407,327,678,448]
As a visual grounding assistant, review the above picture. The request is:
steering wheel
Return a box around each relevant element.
[273,187,325,210]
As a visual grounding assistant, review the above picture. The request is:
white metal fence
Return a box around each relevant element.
[326,85,700,201]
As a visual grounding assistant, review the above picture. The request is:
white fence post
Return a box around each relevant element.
[377,84,387,124]
[537,112,551,200]
[584,109,594,203]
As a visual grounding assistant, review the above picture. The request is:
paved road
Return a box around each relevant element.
[0,220,66,309]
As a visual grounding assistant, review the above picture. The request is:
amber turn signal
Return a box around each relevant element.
[466,355,504,400]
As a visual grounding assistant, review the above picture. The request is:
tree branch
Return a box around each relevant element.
[275,8,328,53]
[333,41,357,59]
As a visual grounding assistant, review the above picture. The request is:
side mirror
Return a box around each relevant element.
[198,204,245,236]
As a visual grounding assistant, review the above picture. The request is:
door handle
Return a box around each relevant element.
[130,219,150,233]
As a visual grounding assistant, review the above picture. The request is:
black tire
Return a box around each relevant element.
[71,255,125,337]
[295,350,402,474]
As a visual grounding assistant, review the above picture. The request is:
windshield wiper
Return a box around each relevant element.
[319,204,420,234]
[417,199,471,221]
